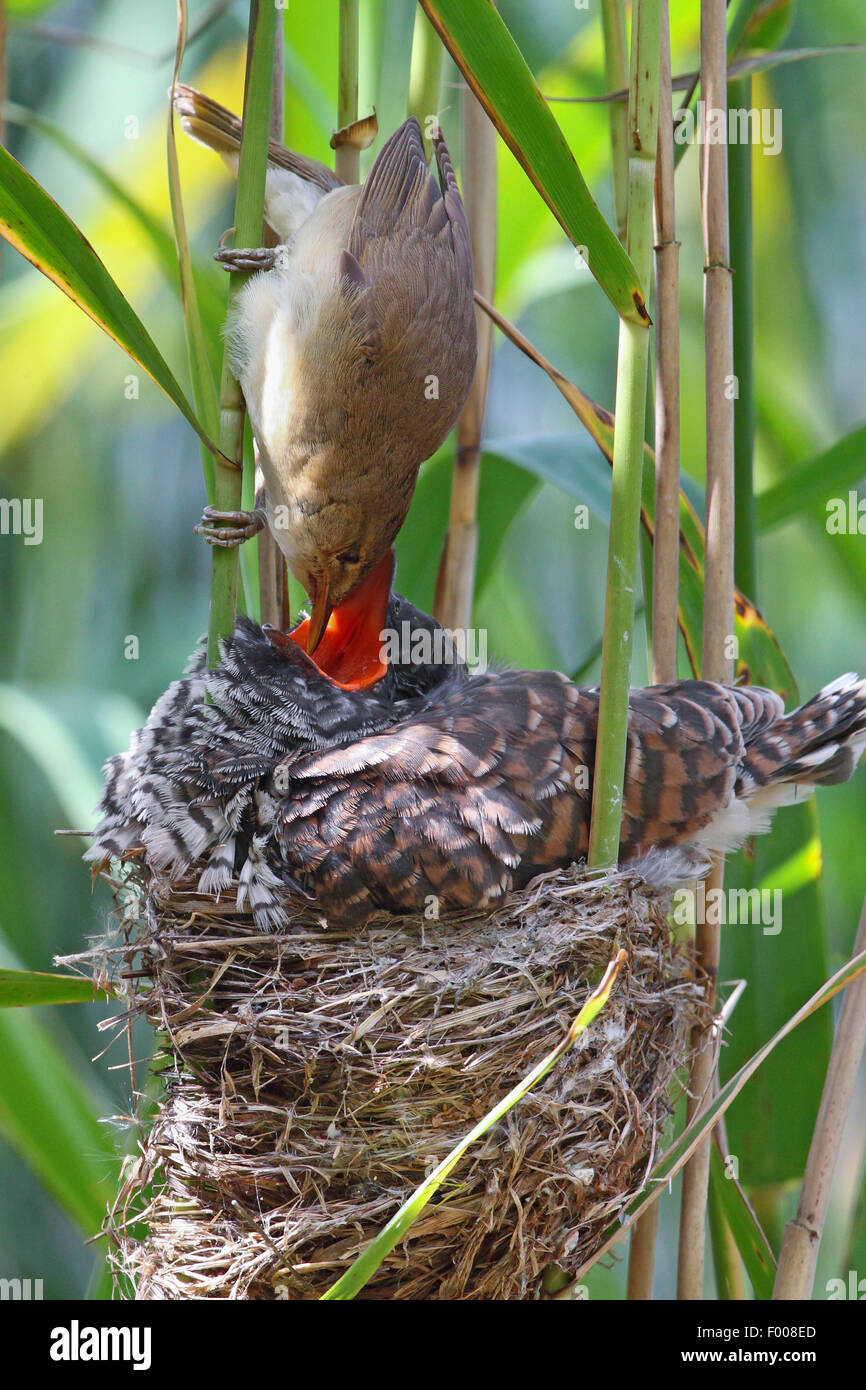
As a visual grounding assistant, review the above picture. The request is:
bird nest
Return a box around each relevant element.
[69,858,705,1301]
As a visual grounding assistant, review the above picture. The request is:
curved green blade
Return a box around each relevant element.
[0,967,114,1008]
[419,0,648,324]
[708,1140,776,1299]
[4,100,225,342]
[721,803,831,1187]
[0,952,118,1234]
[758,424,866,532]
[729,0,797,56]
[0,1009,118,1233]
[0,142,224,463]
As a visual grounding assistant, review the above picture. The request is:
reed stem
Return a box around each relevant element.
[435,85,495,631]
[587,0,661,870]
[626,1200,659,1300]
[627,0,676,1299]
[677,0,735,1300]
[206,0,277,670]
[650,1,680,685]
[728,74,756,600]
[600,0,629,244]
[167,4,218,504]
[335,0,360,184]
[774,897,866,1298]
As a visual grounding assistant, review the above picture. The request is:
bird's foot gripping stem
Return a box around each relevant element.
[194,506,265,549]
[214,244,285,274]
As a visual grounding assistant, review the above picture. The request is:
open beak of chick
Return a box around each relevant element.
[283,549,396,691]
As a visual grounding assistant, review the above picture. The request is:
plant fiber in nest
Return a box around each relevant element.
[85,860,702,1301]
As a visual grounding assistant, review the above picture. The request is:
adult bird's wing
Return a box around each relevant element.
[339,119,476,436]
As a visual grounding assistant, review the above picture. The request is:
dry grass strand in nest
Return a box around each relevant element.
[64,862,704,1300]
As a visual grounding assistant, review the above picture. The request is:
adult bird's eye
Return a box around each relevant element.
[337,548,361,565]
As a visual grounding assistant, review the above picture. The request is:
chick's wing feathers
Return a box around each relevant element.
[274,672,576,919]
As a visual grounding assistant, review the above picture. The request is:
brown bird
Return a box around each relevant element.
[86,583,866,930]
[175,85,476,650]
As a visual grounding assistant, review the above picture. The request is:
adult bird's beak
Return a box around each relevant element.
[305,574,334,656]
[284,549,396,690]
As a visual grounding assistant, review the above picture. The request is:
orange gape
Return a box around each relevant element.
[271,549,395,692]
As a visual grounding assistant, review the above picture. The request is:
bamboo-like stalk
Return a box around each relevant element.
[626,1200,659,1300]
[677,0,735,1300]
[698,18,735,688]
[627,0,677,1301]
[725,68,771,1272]
[650,2,680,686]
[587,0,661,870]
[639,350,656,663]
[255,15,289,631]
[602,0,657,677]
[774,897,866,1299]
[206,0,278,670]
[408,5,442,154]
[728,74,756,600]
[677,861,724,1300]
[335,0,360,185]
[600,0,629,244]
[434,86,495,631]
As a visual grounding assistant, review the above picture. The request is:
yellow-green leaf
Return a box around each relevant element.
[0,142,224,463]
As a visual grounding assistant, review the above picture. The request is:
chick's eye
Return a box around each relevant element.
[337,548,361,566]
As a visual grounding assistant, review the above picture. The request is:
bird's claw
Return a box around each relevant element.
[214,245,280,274]
[194,506,265,548]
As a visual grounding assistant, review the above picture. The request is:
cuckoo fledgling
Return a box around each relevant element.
[86,595,866,929]
[175,86,476,650]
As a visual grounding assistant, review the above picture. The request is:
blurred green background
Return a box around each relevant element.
[0,0,864,1298]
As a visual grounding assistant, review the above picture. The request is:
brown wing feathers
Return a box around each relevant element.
[271,678,737,919]
[87,619,866,928]
[274,674,865,921]
[349,119,434,240]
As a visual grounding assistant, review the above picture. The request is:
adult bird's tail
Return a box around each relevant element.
[172,83,341,192]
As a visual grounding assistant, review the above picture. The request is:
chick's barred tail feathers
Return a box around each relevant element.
[85,612,866,930]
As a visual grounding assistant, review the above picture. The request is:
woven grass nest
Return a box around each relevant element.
[80,858,704,1301]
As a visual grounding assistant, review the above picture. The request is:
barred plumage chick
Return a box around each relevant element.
[86,601,866,930]
[175,85,476,650]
